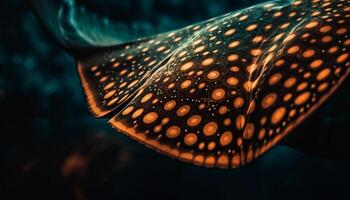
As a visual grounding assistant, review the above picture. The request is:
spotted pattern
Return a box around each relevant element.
[77,0,350,169]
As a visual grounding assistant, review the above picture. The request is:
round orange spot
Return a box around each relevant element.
[305,21,319,29]
[337,28,347,35]
[131,108,144,119]
[268,73,282,85]
[224,29,236,36]
[251,49,262,57]
[143,112,158,124]
[203,122,218,136]
[180,62,194,71]
[181,80,192,89]
[319,25,332,33]
[284,77,297,88]
[104,82,115,90]
[207,142,216,151]
[227,54,239,62]
[317,68,331,81]
[236,115,245,129]
[287,45,300,54]
[230,66,240,72]
[166,126,181,138]
[252,36,264,43]
[321,36,332,43]
[310,59,323,68]
[207,70,220,80]
[164,100,176,111]
[212,88,226,101]
[243,123,255,139]
[218,106,228,115]
[297,82,308,91]
[328,46,338,54]
[228,41,240,48]
[261,93,277,109]
[317,83,329,92]
[303,49,315,58]
[177,105,190,116]
[295,92,311,105]
[284,93,293,102]
[202,58,214,66]
[99,76,108,83]
[220,131,233,146]
[275,59,285,67]
[104,90,116,99]
[194,45,206,53]
[187,115,202,127]
[184,133,198,146]
[233,97,245,109]
[122,106,134,115]
[337,53,349,63]
[128,80,138,88]
[107,98,119,106]
[226,77,239,86]
[90,65,98,72]
[141,93,153,103]
[271,107,286,124]
[246,24,258,31]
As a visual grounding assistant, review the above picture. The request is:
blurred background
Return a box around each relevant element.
[1,0,350,199]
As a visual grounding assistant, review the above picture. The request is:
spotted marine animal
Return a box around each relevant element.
[32,0,350,168]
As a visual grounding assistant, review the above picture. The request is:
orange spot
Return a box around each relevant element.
[261,93,277,109]
[228,41,240,48]
[268,73,282,85]
[177,105,190,116]
[224,29,236,36]
[337,53,349,63]
[184,133,198,146]
[319,25,332,33]
[303,49,315,58]
[187,115,202,127]
[143,112,158,124]
[243,123,255,139]
[295,92,311,105]
[131,108,144,119]
[227,54,239,62]
[317,68,331,81]
[233,97,245,109]
[180,62,194,71]
[207,70,220,80]
[226,77,239,86]
[181,80,192,89]
[310,59,323,68]
[203,122,218,136]
[166,126,181,138]
[220,131,233,146]
[141,93,153,103]
[305,21,319,29]
[202,58,214,66]
[236,115,246,129]
[164,100,176,111]
[287,45,300,54]
[122,106,134,115]
[271,107,286,124]
[212,88,226,101]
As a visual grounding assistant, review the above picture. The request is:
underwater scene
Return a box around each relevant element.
[1,0,350,199]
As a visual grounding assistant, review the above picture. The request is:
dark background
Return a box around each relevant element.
[1,0,350,199]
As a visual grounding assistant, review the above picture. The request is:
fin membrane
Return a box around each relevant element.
[78,0,350,168]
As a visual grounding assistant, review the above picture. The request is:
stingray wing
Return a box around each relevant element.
[80,0,350,168]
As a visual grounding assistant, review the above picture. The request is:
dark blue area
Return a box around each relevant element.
[1,1,350,200]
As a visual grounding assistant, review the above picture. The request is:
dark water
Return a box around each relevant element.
[1,0,350,199]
